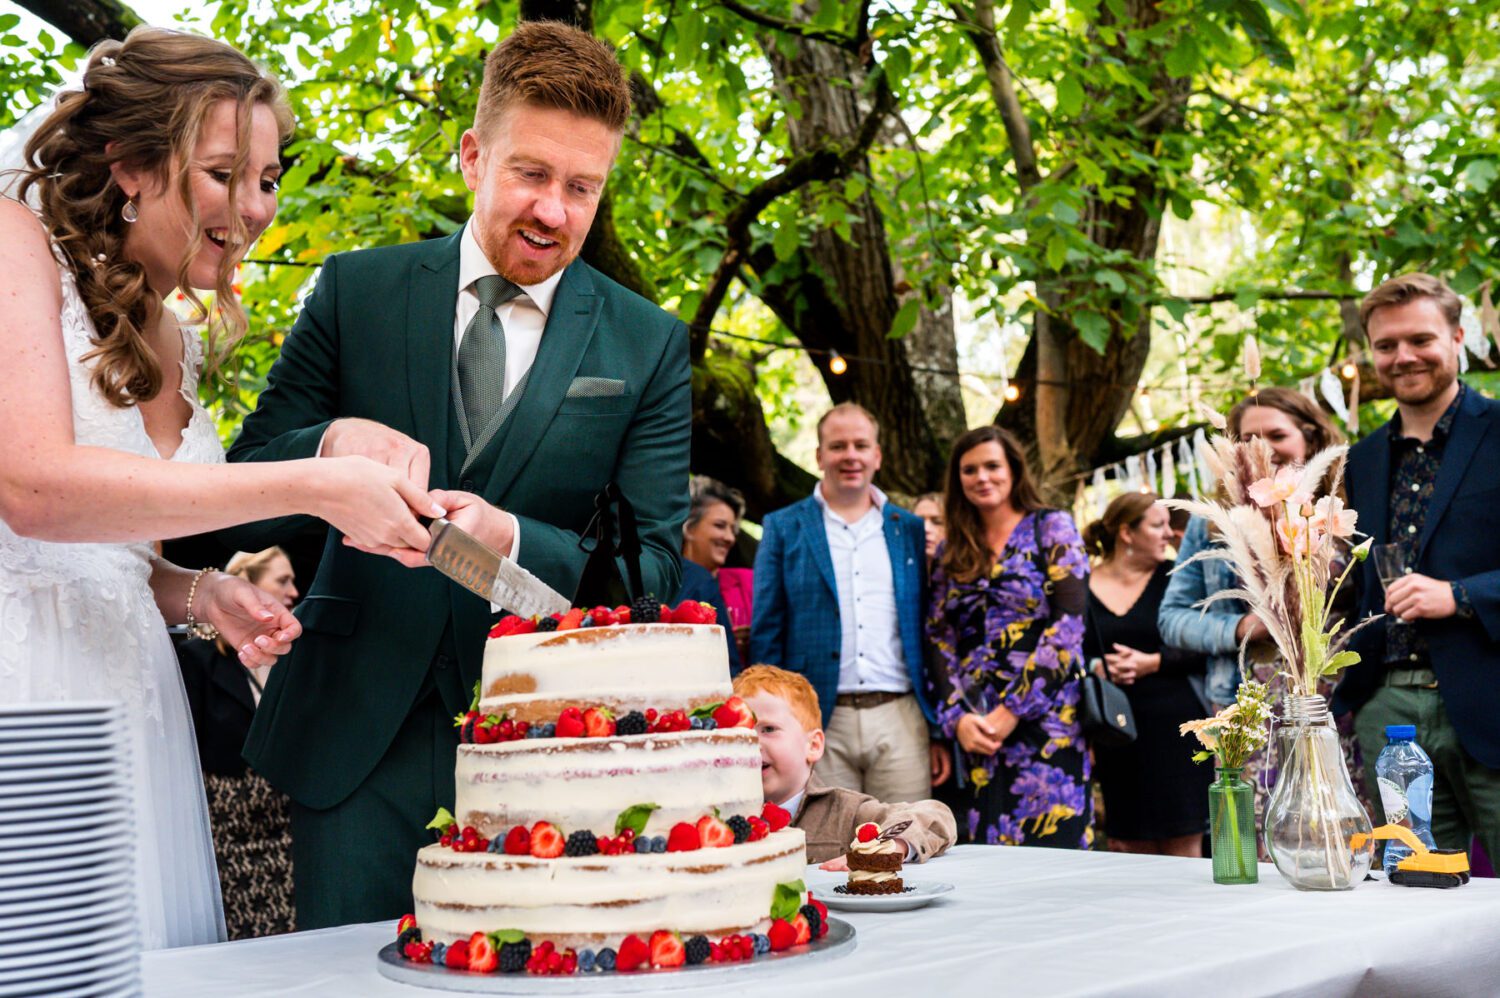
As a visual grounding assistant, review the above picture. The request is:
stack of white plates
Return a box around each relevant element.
[0,703,140,997]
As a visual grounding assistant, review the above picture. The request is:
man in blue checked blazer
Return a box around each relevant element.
[751,403,949,802]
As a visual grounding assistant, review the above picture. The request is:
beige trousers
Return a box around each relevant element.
[815,693,931,802]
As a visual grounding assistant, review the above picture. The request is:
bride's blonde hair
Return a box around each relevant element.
[14,27,292,408]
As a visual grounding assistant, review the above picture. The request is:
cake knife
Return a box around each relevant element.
[423,517,572,619]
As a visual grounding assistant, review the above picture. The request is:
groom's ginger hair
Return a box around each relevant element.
[475,21,631,138]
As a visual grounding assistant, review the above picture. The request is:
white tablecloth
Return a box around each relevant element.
[141,845,1500,997]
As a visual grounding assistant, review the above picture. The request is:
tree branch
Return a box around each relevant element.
[689,74,898,358]
[13,0,140,46]
[714,0,861,52]
[953,0,1040,192]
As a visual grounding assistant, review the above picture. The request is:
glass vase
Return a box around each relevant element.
[1209,767,1257,884]
[1263,694,1374,890]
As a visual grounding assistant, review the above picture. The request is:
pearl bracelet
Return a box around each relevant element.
[185,568,221,641]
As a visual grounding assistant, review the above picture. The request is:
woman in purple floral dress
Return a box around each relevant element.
[927,427,1093,848]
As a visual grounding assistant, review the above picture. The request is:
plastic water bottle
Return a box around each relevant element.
[1375,724,1437,875]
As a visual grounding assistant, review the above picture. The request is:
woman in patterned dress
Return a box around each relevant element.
[927,426,1093,848]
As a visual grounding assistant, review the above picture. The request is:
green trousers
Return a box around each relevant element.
[1354,683,1500,869]
[288,680,462,929]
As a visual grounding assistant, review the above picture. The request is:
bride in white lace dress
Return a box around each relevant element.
[0,30,444,949]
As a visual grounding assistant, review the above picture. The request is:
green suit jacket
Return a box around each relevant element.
[227,231,690,809]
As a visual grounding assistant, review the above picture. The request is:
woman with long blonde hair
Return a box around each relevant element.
[0,28,440,948]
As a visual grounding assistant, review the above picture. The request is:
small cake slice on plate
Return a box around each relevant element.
[844,821,907,895]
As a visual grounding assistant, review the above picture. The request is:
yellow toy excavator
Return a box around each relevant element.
[1351,825,1471,888]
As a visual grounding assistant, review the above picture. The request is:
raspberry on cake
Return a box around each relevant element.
[844,821,906,895]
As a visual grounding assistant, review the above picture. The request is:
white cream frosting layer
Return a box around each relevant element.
[849,869,900,884]
[454,729,764,837]
[849,835,902,856]
[413,828,808,944]
[481,624,730,715]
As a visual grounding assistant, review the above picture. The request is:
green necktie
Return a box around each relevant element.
[457,274,523,442]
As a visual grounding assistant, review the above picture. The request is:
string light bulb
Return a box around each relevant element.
[828,351,848,376]
[1003,383,1021,403]
[1340,361,1357,379]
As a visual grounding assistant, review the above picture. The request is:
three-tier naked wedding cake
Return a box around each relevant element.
[395,600,827,976]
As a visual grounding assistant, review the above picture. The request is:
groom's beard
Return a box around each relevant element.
[477,219,579,288]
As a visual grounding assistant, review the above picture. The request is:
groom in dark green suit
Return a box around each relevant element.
[225,22,689,928]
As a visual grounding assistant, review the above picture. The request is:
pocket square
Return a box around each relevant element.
[565,377,627,398]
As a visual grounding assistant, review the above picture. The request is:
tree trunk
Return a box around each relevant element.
[752,16,955,494]
[985,0,1188,500]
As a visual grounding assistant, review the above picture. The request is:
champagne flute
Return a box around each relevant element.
[1374,544,1408,623]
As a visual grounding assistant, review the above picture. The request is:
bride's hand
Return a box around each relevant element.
[316,455,444,554]
[197,573,302,669]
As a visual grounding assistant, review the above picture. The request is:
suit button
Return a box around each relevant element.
[461,478,475,491]
[830,652,839,661]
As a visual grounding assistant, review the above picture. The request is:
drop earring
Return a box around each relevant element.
[121,199,138,224]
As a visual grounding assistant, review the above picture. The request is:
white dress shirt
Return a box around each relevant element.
[813,483,909,695]
[454,220,563,399]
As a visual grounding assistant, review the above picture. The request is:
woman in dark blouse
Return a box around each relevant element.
[927,427,1093,849]
[1084,492,1210,856]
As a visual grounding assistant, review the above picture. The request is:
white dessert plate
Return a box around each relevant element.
[0,959,130,998]
[817,881,955,913]
[0,763,122,784]
[0,787,126,810]
[0,894,135,935]
[0,869,132,906]
[0,862,117,890]
[0,750,117,768]
[0,907,135,946]
[0,934,137,979]
[0,727,109,745]
[0,774,121,797]
[0,796,130,822]
[0,828,118,858]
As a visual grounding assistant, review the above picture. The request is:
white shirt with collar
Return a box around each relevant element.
[813,482,909,695]
[453,219,569,575]
[454,219,564,400]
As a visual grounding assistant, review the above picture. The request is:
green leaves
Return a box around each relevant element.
[488,929,526,946]
[889,298,922,340]
[1055,75,1084,117]
[426,807,456,832]
[771,879,806,921]
[615,803,661,837]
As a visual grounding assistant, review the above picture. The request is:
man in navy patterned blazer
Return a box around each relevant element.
[1335,273,1500,869]
[751,403,950,801]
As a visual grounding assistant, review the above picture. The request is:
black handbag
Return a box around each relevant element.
[1078,591,1139,748]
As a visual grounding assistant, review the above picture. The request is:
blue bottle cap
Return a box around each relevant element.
[1386,724,1417,740]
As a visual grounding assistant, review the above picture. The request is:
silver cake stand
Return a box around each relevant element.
[376,918,855,993]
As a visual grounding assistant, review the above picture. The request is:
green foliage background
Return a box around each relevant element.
[2,0,1497,456]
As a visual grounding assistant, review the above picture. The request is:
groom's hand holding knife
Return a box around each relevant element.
[319,417,517,570]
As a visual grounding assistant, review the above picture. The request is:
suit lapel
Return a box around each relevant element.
[800,498,838,600]
[882,508,909,607]
[1418,390,1491,560]
[1355,428,1391,546]
[406,234,462,488]
[478,260,601,502]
